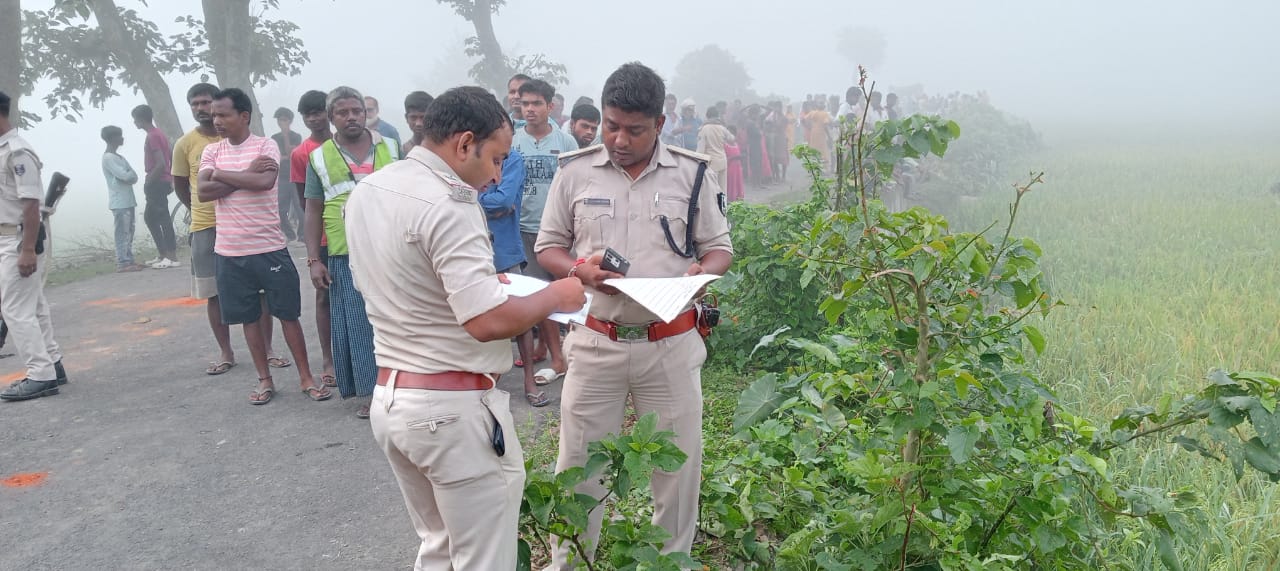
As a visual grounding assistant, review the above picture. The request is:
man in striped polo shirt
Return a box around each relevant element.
[197,88,332,405]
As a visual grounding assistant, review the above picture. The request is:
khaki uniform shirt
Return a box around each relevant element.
[0,130,44,226]
[344,146,511,375]
[536,143,733,325]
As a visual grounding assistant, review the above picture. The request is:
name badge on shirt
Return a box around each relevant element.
[583,198,612,206]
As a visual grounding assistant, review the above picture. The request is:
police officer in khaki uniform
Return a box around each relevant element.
[536,62,733,566]
[0,91,67,403]
[344,86,585,570]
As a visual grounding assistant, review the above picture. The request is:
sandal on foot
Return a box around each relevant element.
[321,374,337,388]
[206,361,236,375]
[302,385,333,401]
[267,356,292,369]
[250,378,275,405]
[356,405,371,419]
[533,368,565,386]
[525,391,551,407]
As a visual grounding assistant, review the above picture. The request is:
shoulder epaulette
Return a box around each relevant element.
[667,145,711,163]
[558,144,603,166]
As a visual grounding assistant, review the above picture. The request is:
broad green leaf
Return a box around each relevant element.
[945,120,961,138]
[786,338,839,366]
[1023,325,1046,355]
[821,402,848,430]
[1243,437,1280,476]
[749,326,790,357]
[946,425,981,463]
[1154,529,1185,571]
[1032,522,1067,554]
[907,132,932,156]
[517,538,531,571]
[1207,369,1236,387]
[954,371,981,399]
[1171,435,1220,461]
[734,374,785,432]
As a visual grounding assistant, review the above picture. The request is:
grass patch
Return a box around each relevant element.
[938,141,1280,569]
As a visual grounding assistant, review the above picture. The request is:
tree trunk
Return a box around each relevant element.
[469,0,509,95]
[202,0,264,135]
[90,0,183,142]
[0,0,21,120]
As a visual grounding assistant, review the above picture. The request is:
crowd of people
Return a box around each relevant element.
[650,86,909,204]
[0,61,933,568]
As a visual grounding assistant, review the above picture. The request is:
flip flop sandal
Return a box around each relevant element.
[526,391,550,407]
[267,356,293,368]
[514,358,525,367]
[321,374,337,388]
[206,361,236,375]
[533,368,565,386]
[302,385,333,401]
[249,388,274,405]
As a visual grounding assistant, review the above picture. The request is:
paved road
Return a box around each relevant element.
[0,248,563,570]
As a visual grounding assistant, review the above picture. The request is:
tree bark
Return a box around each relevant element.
[90,0,183,142]
[469,0,509,95]
[202,0,264,135]
[0,0,21,119]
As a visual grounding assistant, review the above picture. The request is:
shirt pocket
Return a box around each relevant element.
[573,197,615,254]
[650,195,692,253]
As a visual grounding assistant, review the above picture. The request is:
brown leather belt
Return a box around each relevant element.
[583,308,698,342]
[376,368,495,391]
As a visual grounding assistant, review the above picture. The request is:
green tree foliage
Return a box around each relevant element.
[668,44,757,106]
[18,0,308,138]
[438,0,568,94]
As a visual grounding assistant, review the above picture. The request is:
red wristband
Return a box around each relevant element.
[567,258,587,278]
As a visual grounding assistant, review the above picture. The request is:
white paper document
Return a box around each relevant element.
[501,274,592,325]
[603,274,722,323]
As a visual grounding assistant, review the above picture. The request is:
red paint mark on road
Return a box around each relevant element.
[0,371,24,383]
[86,297,126,307]
[1,472,48,488]
[140,297,204,311]
[146,328,171,337]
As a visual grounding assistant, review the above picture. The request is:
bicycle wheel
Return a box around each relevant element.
[171,202,192,241]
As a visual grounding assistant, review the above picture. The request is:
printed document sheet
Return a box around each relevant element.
[502,274,592,324]
[603,274,722,323]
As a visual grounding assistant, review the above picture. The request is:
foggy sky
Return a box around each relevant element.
[14,0,1280,239]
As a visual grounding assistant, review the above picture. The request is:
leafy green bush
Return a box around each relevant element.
[701,95,1280,569]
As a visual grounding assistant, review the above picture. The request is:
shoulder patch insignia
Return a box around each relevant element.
[667,145,711,163]
[557,144,603,166]
[717,192,727,216]
[13,164,25,177]
[449,185,476,203]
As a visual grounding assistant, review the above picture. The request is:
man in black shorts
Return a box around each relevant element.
[196,88,330,405]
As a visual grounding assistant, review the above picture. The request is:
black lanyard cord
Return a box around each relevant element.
[660,162,705,259]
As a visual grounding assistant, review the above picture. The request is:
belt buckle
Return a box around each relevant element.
[615,324,648,342]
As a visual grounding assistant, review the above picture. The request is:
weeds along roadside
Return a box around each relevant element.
[696,73,1280,569]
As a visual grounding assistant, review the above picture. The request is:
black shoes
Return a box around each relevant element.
[0,378,59,401]
[55,360,68,386]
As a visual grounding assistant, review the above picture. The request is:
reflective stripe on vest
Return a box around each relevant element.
[308,136,399,201]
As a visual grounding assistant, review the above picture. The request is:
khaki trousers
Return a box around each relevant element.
[0,233,61,381]
[548,327,706,569]
[370,379,525,571]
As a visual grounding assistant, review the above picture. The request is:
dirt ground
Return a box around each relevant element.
[0,246,562,570]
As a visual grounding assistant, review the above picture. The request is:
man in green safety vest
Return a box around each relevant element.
[302,86,399,418]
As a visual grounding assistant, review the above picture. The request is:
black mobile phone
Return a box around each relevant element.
[489,409,505,457]
[601,247,630,275]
